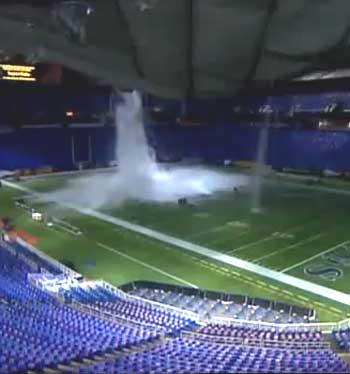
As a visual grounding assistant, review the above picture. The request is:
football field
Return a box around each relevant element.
[2,169,350,322]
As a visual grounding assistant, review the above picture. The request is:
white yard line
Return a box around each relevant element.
[186,224,228,240]
[226,220,317,256]
[97,242,198,289]
[4,179,350,306]
[188,223,251,247]
[208,229,250,246]
[281,241,350,273]
[227,236,275,255]
[254,233,325,263]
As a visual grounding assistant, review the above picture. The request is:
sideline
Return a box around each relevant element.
[4,179,350,306]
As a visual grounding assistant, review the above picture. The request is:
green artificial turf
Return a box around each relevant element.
[2,169,350,322]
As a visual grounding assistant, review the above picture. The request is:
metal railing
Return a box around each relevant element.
[71,299,166,333]
[100,280,202,322]
[209,315,339,334]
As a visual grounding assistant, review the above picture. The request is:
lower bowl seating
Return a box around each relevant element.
[1,241,349,374]
[0,245,158,373]
[79,337,350,374]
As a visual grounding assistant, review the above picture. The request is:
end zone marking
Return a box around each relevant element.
[97,242,198,289]
[281,241,349,273]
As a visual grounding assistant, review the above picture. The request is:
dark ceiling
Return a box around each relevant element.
[0,1,350,98]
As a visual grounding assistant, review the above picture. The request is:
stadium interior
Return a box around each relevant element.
[1,1,350,373]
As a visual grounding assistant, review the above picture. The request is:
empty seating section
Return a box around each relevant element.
[1,241,350,373]
[333,328,350,351]
[60,284,197,333]
[79,337,350,374]
[93,300,197,333]
[197,324,323,349]
[129,287,309,323]
[0,245,158,373]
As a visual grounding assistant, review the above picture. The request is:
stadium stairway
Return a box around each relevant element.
[323,332,344,353]
[47,303,172,374]
[44,330,350,374]
[68,336,171,373]
[53,351,121,374]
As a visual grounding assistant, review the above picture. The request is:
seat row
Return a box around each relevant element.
[79,337,350,374]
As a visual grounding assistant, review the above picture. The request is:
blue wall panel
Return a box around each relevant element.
[268,129,350,172]
[0,129,70,170]
[1,125,350,172]
[152,126,259,162]
[152,125,350,172]
[0,127,116,171]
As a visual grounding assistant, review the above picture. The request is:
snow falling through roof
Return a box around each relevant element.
[45,91,248,209]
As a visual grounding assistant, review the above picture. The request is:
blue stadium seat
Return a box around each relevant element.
[0,241,349,374]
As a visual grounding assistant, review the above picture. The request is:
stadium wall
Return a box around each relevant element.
[2,125,350,172]
[3,84,350,172]
[153,125,350,173]
[268,128,350,173]
[0,127,116,170]
[151,125,259,162]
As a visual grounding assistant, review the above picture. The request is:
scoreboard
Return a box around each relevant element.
[0,64,36,82]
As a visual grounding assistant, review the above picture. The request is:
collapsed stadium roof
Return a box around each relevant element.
[1,0,350,98]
